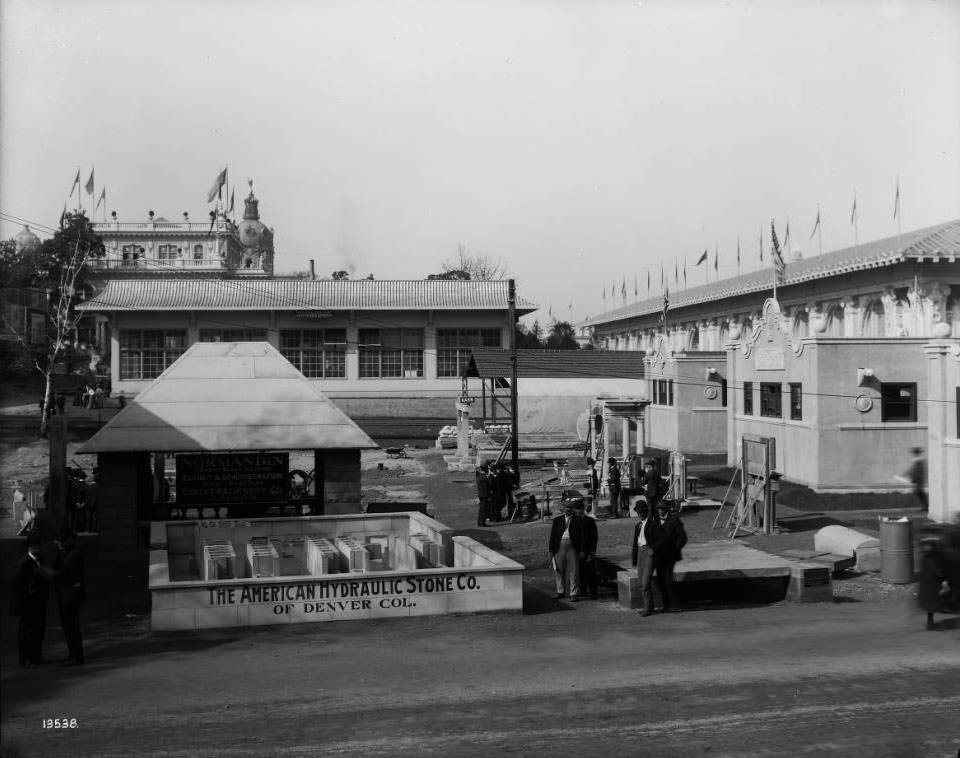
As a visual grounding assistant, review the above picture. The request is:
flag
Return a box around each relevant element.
[229,188,235,214]
[59,203,67,228]
[674,258,678,286]
[809,209,821,240]
[695,249,708,266]
[621,279,626,299]
[771,219,785,282]
[549,304,553,319]
[602,286,606,304]
[207,168,227,203]
[85,168,94,196]
[783,219,791,258]
[893,179,900,219]
[634,273,638,296]
[661,285,669,325]
[660,262,664,287]
[850,193,858,225]
[683,258,687,287]
[95,187,106,210]
[208,210,217,237]
[737,235,741,268]
[69,168,80,197]
[646,269,650,295]
[714,244,718,273]
[759,224,764,263]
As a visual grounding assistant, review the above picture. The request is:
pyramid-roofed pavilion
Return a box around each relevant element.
[79,342,379,453]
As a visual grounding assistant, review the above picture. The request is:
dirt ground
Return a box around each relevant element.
[3,416,953,757]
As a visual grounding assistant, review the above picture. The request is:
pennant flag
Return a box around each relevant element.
[783,219,791,258]
[771,219,786,283]
[696,249,708,266]
[85,167,95,196]
[621,279,627,299]
[674,258,678,286]
[634,273,638,297]
[660,262,664,287]
[207,168,227,203]
[229,188,235,214]
[661,284,669,325]
[602,286,606,303]
[69,167,80,197]
[809,209,821,240]
[759,224,764,263]
[893,178,900,219]
[95,187,106,210]
[850,193,858,225]
[683,258,687,287]
[646,269,650,295]
[549,304,553,319]
[737,235,741,268]
[714,244,718,273]
[60,202,67,228]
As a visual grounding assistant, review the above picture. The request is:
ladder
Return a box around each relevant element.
[712,460,742,530]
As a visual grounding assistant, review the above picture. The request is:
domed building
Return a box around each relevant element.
[236,181,275,275]
[15,225,41,253]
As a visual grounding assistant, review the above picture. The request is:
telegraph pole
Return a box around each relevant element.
[508,279,519,484]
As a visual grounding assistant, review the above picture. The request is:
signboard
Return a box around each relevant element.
[176,453,289,505]
[755,347,785,371]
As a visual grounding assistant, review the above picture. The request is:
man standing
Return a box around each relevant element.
[52,528,86,666]
[607,457,621,518]
[548,503,582,601]
[476,464,491,527]
[631,501,663,617]
[641,459,663,511]
[907,447,927,510]
[653,500,687,613]
[11,533,49,668]
[574,499,599,600]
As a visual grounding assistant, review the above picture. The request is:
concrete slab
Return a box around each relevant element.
[673,541,793,582]
[780,549,856,575]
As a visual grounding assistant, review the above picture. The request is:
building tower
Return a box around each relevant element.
[236,180,275,275]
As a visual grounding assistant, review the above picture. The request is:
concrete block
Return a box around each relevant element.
[814,525,879,557]
[784,563,833,603]
[855,545,881,573]
[616,570,641,610]
[150,607,198,632]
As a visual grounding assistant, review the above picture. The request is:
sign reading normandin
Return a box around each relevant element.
[176,453,289,505]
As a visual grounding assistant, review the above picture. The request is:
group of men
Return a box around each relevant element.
[10,527,86,668]
[475,461,517,527]
[590,456,669,519]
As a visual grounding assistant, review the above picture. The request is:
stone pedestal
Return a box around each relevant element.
[784,563,834,603]
[616,570,641,609]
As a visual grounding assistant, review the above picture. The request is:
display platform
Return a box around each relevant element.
[148,511,524,630]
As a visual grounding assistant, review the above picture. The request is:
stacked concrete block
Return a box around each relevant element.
[335,536,368,573]
[305,536,339,576]
[246,537,280,578]
[202,538,236,581]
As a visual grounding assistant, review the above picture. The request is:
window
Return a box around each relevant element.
[789,383,802,420]
[760,383,782,418]
[280,329,346,378]
[881,383,917,422]
[157,244,179,262]
[437,328,502,377]
[359,328,424,378]
[652,379,674,406]
[743,381,753,415]
[199,329,267,343]
[119,330,187,380]
[121,245,143,267]
[193,244,204,261]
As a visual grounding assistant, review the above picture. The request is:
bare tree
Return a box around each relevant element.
[440,244,507,281]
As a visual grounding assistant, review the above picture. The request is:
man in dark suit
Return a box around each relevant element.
[631,501,663,616]
[573,499,599,600]
[52,528,86,666]
[653,500,687,613]
[548,502,582,600]
[11,533,49,668]
[476,464,491,527]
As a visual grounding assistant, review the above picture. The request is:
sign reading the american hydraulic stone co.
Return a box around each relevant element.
[176,453,289,505]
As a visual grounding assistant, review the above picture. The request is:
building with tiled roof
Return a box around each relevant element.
[79,277,537,418]
[581,220,960,351]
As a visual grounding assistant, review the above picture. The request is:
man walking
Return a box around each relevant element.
[653,500,687,613]
[11,533,49,668]
[548,502,582,600]
[631,501,663,617]
[52,528,86,666]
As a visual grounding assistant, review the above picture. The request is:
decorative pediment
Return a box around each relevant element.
[741,298,805,358]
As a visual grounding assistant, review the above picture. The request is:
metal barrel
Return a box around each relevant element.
[879,517,914,584]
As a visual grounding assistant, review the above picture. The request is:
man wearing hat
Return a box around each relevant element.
[572,499,599,600]
[631,500,664,616]
[548,501,583,600]
[52,528,86,666]
[11,533,50,668]
[653,500,687,613]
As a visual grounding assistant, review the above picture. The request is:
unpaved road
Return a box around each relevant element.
[2,597,958,758]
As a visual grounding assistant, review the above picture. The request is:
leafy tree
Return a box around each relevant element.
[0,212,105,434]
[515,320,543,348]
[544,320,579,350]
[331,270,349,280]
[427,269,470,280]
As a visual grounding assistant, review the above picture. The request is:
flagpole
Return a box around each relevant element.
[817,204,823,259]
[771,218,778,302]
[896,175,902,251]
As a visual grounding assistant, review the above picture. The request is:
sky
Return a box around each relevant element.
[2,0,959,325]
